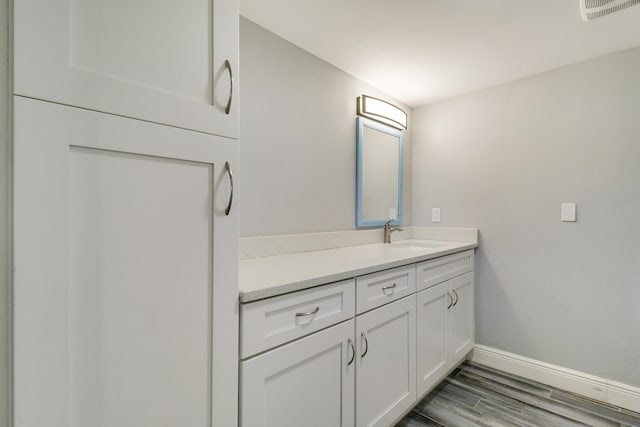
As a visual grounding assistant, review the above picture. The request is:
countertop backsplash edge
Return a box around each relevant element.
[240,226,478,260]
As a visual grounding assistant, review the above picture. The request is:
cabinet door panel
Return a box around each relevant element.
[14,97,238,427]
[240,320,355,427]
[356,296,416,427]
[14,0,238,138]
[70,149,213,427]
[448,272,475,364]
[416,283,449,397]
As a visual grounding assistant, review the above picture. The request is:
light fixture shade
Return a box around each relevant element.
[580,0,640,20]
[357,95,407,130]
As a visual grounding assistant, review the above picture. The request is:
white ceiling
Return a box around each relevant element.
[240,0,640,107]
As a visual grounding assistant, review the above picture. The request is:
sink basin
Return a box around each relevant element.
[385,241,447,250]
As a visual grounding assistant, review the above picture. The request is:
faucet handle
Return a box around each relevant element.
[382,219,400,243]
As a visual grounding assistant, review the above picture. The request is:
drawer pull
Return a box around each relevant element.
[295,306,320,318]
[381,283,397,295]
[447,292,453,309]
[224,162,234,216]
[361,332,369,358]
[347,339,355,366]
[452,290,459,307]
[224,59,233,115]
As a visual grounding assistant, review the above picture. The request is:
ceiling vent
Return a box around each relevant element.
[580,0,640,20]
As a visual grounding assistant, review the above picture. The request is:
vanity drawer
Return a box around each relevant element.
[416,249,474,291]
[356,265,416,314]
[240,279,355,359]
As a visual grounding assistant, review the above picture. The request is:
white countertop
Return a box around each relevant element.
[239,239,478,302]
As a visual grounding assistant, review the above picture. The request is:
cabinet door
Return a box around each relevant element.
[240,320,355,427]
[14,0,238,138]
[448,272,475,364]
[416,282,449,397]
[356,296,416,427]
[13,97,238,427]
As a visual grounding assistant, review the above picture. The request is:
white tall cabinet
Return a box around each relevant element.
[12,0,239,426]
[14,0,238,138]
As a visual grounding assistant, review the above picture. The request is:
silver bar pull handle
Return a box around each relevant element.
[447,292,453,309]
[382,283,396,295]
[347,339,355,366]
[452,290,459,307]
[224,162,233,216]
[360,332,369,358]
[295,306,319,318]
[224,60,233,115]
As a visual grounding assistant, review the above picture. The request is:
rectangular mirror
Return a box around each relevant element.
[356,117,403,227]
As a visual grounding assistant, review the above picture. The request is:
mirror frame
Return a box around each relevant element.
[356,117,403,228]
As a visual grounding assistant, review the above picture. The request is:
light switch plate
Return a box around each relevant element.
[432,208,441,223]
[561,203,577,222]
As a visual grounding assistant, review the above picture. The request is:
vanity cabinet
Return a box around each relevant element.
[14,0,239,138]
[240,293,416,427]
[240,249,475,427]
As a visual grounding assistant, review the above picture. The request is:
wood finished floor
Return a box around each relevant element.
[396,362,640,427]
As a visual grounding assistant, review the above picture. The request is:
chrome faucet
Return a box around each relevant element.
[383,220,403,244]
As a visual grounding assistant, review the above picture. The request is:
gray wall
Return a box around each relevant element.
[413,47,640,387]
[1,0,10,422]
[239,17,412,236]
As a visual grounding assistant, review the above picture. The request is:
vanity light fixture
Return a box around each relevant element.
[357,95,407,130]
[580,0,640,20]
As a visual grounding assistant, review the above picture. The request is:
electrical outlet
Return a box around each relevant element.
[561,203,577,222]
[388,208,397,221]
[432,208,441,223]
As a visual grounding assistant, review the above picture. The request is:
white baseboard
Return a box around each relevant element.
[469,344,640,414]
